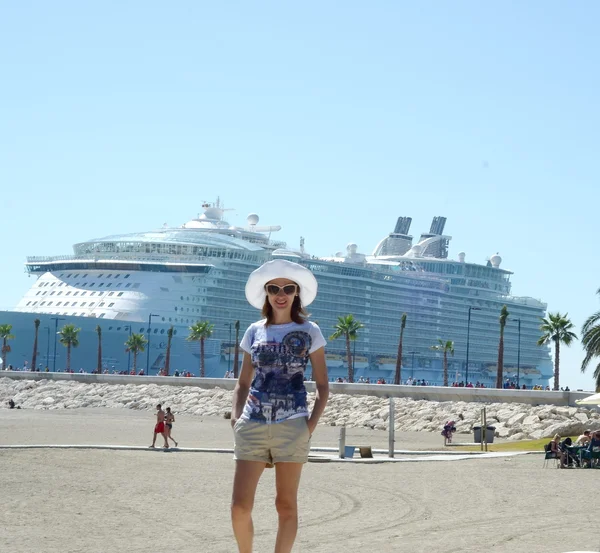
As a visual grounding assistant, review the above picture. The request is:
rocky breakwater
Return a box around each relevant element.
[322,394,600,440]
[1,378,598,441]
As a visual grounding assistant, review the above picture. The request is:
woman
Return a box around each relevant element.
[165,407,178,448]
[549,434,566,468]
[441,420,456,446]
[231,259,329,553]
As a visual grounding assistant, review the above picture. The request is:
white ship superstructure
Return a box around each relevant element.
[2,201,552,385]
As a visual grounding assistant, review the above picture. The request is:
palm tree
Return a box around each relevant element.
[31,318,41,371]
[95,325,102,374]
[495,305,509,388]
[233,320,240,378]
[394,313,407,385]
[164,326,174,376]
[187,321,214,377]
[430,339,454,387]
[330,314,364,383]
[125,333,148,374]
[0,324,15,370]
[58,324,81,372]
[538,312,577,391]
[581,292,600,389]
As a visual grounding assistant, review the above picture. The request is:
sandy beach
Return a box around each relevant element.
[1,408,598,553]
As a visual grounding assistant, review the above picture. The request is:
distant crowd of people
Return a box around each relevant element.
[1,363,576,391]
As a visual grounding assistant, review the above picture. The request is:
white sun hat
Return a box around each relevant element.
[245,259,318,310]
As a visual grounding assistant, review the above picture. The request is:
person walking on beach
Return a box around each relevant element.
[150,404,169,449]
[230,259,329,553]
[165,407,178,447]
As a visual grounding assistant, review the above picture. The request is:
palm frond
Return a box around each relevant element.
[187,321,214,342]
[329,314,364,341]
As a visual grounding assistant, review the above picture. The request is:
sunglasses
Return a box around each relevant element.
[265,284,298,296]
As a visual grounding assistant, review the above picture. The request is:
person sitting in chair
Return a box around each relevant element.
[581,432,600,468]
[576,430,591,446]
[560,437,580,468]
[549,434,567,468]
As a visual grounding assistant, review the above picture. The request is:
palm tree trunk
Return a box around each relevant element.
[200,338,205,378]
[443,351,448,387]
[2,338,7,369]
[97,335,102,374]
[32,329,39,372]
[66,343,71,372]
[345,333,353,383]
[496,334,504,388]
[165,342,171,377]
[233,326,240,378]
[165,334,172,376]
[133,351,137,373]
[394,327,404,385]
[554,341,560,391]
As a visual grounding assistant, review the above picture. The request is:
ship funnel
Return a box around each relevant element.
[394,217,412,235]
[458,252,465,263]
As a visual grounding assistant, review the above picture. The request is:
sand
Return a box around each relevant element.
[0,408,598,553]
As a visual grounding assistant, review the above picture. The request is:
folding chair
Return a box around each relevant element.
[543,450,559,468]
[581,449,600,468]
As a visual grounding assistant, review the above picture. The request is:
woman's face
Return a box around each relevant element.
[265,278,298,313]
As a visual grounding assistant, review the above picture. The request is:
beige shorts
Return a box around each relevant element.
[233,416,311,465]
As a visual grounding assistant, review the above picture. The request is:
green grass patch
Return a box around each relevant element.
[459,436,579,453]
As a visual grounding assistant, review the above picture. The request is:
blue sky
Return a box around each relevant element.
[1,2,599,389]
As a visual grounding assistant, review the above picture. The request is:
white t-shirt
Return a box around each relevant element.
[239,319,326,423]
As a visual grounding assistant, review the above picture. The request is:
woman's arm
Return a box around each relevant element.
[307,347,329,435]
[231,352,254,427]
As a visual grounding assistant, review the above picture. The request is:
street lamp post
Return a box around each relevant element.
[465,307,481,385]
[44,326,50,370]
[515,318,521,388]
[50,317,65,372]
[124,325,132,374]
[146,313,160,375]
[353,338,357,378]
[410,351,417,380]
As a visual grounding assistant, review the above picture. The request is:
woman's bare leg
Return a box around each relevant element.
[273,462,304,553]
[231,460,265,553]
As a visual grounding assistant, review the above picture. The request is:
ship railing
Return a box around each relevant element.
[26,253,231,265]
[499,295,546,308]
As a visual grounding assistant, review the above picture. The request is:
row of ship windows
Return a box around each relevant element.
[106,326,180,335]
[28,307,209,327]
[35,291,125,298]
[38,281,133,289]
[27,301,116,308]
[59,273,131,279]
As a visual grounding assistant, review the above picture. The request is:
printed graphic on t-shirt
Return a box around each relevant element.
[246,330,312,423]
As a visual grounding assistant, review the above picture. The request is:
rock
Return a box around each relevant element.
[522,414,540,425]
[574,412,589,424]
[506,413,526,427]
[496,426,511,438]
[529,429,547,440]
[42,397,55,405]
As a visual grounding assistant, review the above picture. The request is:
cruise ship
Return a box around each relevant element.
[0,201,553,385]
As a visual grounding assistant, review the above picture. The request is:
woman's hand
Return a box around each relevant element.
[231,417,238,429]
[307,417,317,436]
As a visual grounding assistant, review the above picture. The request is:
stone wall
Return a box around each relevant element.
[2,376,598,441]
[0,371,592,407]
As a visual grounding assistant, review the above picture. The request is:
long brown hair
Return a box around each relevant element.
[262,290,308,326]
